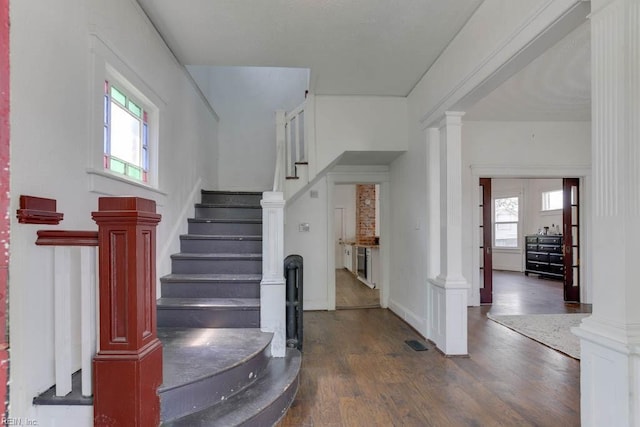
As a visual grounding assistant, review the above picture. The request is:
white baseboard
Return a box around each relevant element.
[388,299,427,337]
[33,404,93,427]
[303,299,328,311]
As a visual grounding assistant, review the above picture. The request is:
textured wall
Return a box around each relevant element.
[356,184,376,244]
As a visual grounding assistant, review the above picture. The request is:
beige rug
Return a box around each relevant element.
[487,313,590,359]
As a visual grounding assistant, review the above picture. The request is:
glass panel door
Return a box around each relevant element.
[563,178,580,302]
[479,178,493,304]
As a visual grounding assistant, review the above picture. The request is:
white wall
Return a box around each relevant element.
[189,66,308,191]
[10,0,219,423]
[285,178,329,310]
[387,132,430,333]
[462,121,591,305]
[314,96,408,173]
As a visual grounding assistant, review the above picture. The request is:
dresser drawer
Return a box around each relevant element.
[539,244,562,253]
[526,243,538,251]
[549,253,564,264]
[548,264,564,275]
[526,236,539,244]
[527,252,549,262]
[526,261,547,271]
[538,236,561,245]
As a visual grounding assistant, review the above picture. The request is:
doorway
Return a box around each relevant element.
[479,177,582,310]
[333,184,380,309]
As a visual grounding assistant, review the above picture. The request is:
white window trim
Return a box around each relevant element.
[493,194,521,250]
[88,34,167,204]
[541,188,563,212]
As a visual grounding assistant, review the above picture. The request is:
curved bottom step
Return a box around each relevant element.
[162,348,301,427]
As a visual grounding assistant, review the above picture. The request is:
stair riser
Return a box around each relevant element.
[188,221,262,236]
[180,238,262,254]
[201,193,262,206]
[157,308,260,329]
[246,375,299,427]
[159,339,270,422]
[161,282,260,299]
[195,206,262,220]
[172,259,262,275]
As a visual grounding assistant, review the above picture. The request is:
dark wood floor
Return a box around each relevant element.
[279,270,589,426]
[490,270,591,315]
[335,268,380,309]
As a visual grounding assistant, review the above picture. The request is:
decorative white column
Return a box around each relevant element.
[261,191,286,357]
[573,0,640,425]
[427,112,469,356]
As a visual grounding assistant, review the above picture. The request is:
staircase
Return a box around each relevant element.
[156,190,300,426]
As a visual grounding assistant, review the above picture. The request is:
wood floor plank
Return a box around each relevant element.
[335,269,380,309]
[279,271,587,426]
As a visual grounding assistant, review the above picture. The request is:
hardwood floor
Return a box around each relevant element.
[279,308,581,426]
[490,270,591,315]
[335,268,380,309]
[279,270,588,426]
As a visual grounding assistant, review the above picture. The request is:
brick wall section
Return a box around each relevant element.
[356,184,376,245]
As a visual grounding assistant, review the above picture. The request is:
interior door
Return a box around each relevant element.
[479,178,493,304]
[563,178,580,302]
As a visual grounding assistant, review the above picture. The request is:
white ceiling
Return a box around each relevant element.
[137,0,483,96]
[464,21,591,121]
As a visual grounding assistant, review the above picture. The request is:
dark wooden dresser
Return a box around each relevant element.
[525,235,563,280]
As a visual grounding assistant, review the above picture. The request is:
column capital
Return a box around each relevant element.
[439,111,465,128]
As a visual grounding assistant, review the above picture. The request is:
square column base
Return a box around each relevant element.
[93,340,163,427]
[573,317,640,427]
[428,278,468,356]
[261,281,286,357]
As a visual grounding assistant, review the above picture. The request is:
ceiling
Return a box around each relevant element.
[136,0,483,96]
[464,21,591,121]
[137,1,591,121]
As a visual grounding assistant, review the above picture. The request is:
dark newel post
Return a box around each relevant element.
[92,197,162,427]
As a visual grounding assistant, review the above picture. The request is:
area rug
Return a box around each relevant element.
[486,313,590,359]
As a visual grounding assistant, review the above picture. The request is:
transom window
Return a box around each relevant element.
[104,80,149,182]
[494,196,519,248]
[542,189,563,211]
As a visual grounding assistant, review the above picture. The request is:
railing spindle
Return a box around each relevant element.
[53,246,72,397]
[80,246,97,397]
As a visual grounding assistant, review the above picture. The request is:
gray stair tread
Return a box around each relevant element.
[181,234,262,241]
[161,273,262,282]
[158,297,260,309]
[159,327,272,393]
[188,218,262,224]
[171,253,262,260]
[195,203,261,209]
[201,190,262,195]
[162,348,301,427]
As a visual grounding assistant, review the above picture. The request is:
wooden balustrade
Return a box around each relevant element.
[36,230,99,398]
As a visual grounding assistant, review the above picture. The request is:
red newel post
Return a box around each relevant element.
[92,197,162,427]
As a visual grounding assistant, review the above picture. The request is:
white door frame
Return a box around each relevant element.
[469,165,592,305]
[326,166,391,310]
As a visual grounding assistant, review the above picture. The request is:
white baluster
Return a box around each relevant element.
[54,246,72,396]
[80,246,97,397]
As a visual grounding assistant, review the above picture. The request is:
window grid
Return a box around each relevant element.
[542,190,563,211]
[103,80,149,183]
[494,196,519,248]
